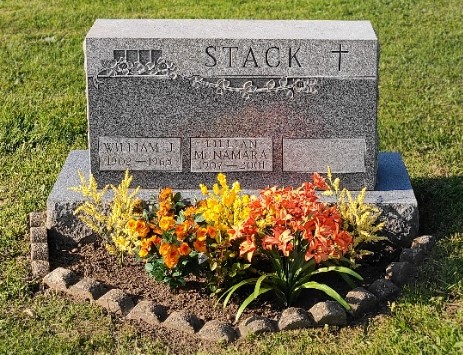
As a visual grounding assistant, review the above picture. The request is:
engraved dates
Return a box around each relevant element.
[191,138,273,172]
[98,137,182,171]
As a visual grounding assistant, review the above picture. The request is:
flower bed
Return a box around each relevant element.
[70,170,385,322]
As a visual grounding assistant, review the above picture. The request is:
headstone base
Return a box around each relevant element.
[47,150,418,247]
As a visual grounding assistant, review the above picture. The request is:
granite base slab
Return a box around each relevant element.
[46,150,418,247]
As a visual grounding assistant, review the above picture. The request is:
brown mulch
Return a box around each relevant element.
[47,237,399,353]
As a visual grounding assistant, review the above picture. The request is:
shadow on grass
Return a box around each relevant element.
[412,176,463,238]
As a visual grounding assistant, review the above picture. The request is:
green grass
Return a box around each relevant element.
[1,0,462,353]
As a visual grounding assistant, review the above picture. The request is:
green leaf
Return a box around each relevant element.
[254,274,268,299]
[173,192,181,202]
[194,214,205,223]
[312,266,363,281]
[339,272,356,288]
[297,281,350,310]
[217,278,258,308]
[210,261,218,271]
[145,263,154,272]
[235,287,272,323]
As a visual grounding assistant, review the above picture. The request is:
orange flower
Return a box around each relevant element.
[196,227,208,241]
[164,245,180,269]
[159,242,171,256]
[239,235,256,263]
[193,240,207,253]
[178,242,191,256]
[261,229,294,257]
[159,187,173,201]
[207,226,217,239]
[312,172,328,190]
[135,219,150,238]
[159,216,175,231]
[183,206,196,217]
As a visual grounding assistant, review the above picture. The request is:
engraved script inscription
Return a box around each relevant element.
[99,137,182,171]
[191,138,273,172]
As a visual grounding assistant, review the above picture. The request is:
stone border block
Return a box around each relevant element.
[400,248,425,265]
[67,277,109,301]
[411,235,436,254]
[29,211,46,228]
[368,279,400,300]
[163,310,203,334]
[345,287,378,317]
[43,267,78,290]
[386,262,417,286]
[278,307,313,330]
[31,260,50,278]
[198,320,237,343]
[126,300,167,325]
[239,316,276,337]
[31,242,49,261]
[30,227,48,243]
[96,288,135,316]
[309,301,347,326]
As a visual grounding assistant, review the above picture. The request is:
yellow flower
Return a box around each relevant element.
[217,173,227,188]
[139,248,149,258]
[159,216,175,231]
[126,219,137,231]
[199,184,208,195]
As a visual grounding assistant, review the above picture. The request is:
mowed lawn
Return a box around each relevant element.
[0,0,462,354]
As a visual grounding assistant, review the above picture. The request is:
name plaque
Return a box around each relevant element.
[283,138,366,173]
[98,137,182,171]
[191,138,273,172]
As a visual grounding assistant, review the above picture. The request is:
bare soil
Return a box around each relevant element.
[47,237,399,354]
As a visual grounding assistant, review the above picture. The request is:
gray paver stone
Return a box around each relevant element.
[162,311,203,334]
[95,288,135,316]
[368,279,400,300]
[30,242,49,261]
[386,261,417,286]
[29,212,47,228]
[400,248,425,265]
[309,301,347,326]
[31,260,50,278]
[67,277,108,301]
[197,320,237,343]
[126,300,167,325]
[345,287,378,317]
[43,267,78,290]
[278,307,313,330]
[239,315,276,337]
[411,235,435,254]
[30,227,48,243]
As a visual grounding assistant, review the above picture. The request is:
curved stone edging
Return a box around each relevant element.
[29,211,436,343]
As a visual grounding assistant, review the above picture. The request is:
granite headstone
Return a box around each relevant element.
[47,19,418,246]
[85,19,379,190]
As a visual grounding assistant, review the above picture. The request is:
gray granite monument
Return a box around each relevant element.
[85,19,378,190]
[47,19,418,246]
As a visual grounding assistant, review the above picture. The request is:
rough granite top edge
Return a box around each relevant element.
[86,19,377,41]
[47,150,417,207]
